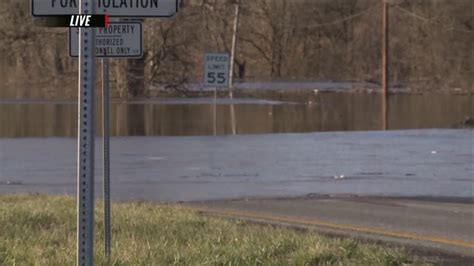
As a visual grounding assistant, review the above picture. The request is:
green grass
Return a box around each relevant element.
[0,194,429,265]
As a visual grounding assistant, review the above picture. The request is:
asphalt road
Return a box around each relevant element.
[183,195,474,262]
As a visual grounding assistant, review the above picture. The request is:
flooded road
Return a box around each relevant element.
[0,93,472,137]
[0,129,472,201]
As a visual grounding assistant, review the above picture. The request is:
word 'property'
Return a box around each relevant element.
[98,25,136,34]
[52,0,160,8]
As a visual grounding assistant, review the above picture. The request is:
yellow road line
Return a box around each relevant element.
[179,205,474,249]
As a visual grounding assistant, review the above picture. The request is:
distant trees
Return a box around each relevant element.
[389,0,473,90]
[0,0,472,99]
[0,0,75,98]
[239,0,294,78]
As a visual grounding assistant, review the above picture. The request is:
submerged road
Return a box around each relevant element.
[184,196,474,260]
[0,129,472,201]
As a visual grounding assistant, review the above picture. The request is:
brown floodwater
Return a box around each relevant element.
[0,93,472,138]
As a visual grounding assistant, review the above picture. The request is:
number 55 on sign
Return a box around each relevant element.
[204,53,230,88]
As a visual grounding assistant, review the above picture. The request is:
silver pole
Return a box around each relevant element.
[213,87,217,136]
[102,58,111,262]
[228,0,240,135]
[77,0,95,265]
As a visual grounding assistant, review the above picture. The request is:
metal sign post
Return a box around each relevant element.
[77,0,95,265]
[101,57,111,262]
[72,20,144,264]
[213,87,217,136]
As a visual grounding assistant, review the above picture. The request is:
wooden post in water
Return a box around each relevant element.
[382,0,389,130]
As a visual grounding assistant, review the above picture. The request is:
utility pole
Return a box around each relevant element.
[382,0,389,130]
[228,0,240,135]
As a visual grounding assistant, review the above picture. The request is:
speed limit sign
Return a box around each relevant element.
[204,53,230,88]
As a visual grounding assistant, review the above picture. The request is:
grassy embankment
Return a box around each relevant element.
[0,195,429,265]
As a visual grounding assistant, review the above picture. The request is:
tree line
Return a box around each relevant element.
[0,0,472,99]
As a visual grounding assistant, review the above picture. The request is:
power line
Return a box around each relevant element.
[296,7,373,29]
[445,28,474,33]
[394,5,474,34]
[393,5,430,22]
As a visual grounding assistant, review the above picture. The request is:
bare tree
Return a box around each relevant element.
[1,0,472,98]
[239,0,294,78]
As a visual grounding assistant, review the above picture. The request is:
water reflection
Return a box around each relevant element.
[0,93,472,138]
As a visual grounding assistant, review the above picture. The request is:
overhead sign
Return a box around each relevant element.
[204,53,230,88]
[32,0,179,17]
[69,22,143,58]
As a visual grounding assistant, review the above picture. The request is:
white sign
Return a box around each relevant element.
[204,53,230,88]
[69,22,143,58]
[32,0,178,17]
